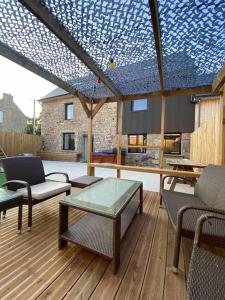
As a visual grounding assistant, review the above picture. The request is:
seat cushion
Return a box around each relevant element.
[17,181,71,200]
[162,189,206,232]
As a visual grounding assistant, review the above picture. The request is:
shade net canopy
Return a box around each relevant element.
[0,0,224,99]
[158,0,225,90]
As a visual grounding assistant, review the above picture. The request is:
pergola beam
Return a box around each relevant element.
[91,98,107,118]
[0,42,86,99]
[163,85,212,97]
[149,0,164,90]
[105,85,212,103]
[212,63,225,94]
[18,0,121,98]
[77,93,91,118]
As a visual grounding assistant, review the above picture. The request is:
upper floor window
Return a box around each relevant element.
[128,134,147,153]
[131,99,148,112]
[0,111,3,123]
[65,103,74,120]
[63,133,75,150]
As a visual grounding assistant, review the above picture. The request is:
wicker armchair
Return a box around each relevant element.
[187,214,225,300]
[161,165,225,272]
[2,156,71,230]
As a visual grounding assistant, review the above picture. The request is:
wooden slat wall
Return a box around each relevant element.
[198,97,221,126]
[0,132,43,156]
[190,96,223,165]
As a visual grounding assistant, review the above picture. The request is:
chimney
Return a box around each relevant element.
[2,93,13,102]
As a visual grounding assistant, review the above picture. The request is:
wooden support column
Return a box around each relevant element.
[87,103,95,176]
[221,85,225,165]
[116,101,123,178]
[159,95,165,190]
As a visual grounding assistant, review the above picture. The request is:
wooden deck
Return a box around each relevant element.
[0,190,194,300]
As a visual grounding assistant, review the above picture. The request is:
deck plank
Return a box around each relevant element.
[90,191,154,300]
[37,250,95,300]
[0,191,195,300]
[64,257,109,300]
[163,221,186,300]
[139,206,168,300]
[114,193,159,300]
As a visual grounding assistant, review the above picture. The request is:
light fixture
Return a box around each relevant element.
[108,58,116,71]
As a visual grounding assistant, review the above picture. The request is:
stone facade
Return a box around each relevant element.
[123,133,191,167]
[0,93,27,133]
[41,92,191,164]
[41,95,117,159]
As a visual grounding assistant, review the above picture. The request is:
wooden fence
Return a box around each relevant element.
[0,132,43,157]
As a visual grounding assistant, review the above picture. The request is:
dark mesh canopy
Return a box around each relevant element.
[158,0,225,90]
[0,0,224,99]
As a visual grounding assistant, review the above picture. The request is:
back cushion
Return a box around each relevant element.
[2,156,45,190]
[214,186,225,210]
[195,165,225,208]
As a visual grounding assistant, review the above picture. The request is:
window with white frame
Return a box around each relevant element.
[131,99,148,111]
[0,111,3,123]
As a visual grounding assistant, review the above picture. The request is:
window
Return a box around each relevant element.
[164,133,181,155]
[128,134,147,153]
[63,133,75,150]
[0,111,3,123]
[131,99,148,111]
[65,103,74,120]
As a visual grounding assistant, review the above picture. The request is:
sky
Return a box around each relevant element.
[0,55,57,117]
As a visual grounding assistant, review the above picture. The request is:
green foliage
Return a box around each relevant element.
[0,172,6,186]
[25,114,41,135]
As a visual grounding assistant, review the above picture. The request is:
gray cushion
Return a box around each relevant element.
[162,190,225,237]
[17,181,71,200]
[195,165,225,207]
[162,189,206,230]
[214,185,225,210]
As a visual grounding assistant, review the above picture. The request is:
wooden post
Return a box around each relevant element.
[221,85,225,165]
[116,101,123,178]
[87,103,95,176]
[159,95,165,190]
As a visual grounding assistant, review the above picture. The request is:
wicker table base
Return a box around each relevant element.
[58,183,143,274]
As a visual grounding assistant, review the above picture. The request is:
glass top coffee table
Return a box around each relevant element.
[58,177,143,273]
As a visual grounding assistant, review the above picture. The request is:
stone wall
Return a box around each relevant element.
[0,93,27,133]
[41,95,117,159]
[123,133,191,166]
[41,95,191,163]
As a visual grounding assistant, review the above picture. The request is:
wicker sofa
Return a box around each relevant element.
[161,165,225,272]
[187,214,225,300]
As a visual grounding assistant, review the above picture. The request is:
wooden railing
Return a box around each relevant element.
[0,132,43,157]
[89,163,201,178]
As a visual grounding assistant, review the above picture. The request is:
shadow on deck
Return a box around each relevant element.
[0,190,198,299]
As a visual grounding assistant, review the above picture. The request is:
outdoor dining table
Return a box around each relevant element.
[168,159,207,191]
[58,177,143,274]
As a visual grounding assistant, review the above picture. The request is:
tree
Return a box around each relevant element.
[25,114,41,135]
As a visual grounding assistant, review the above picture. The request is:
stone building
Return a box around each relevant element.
[40,88,195,165]
[40,88,117,161]
[0,93,27,133]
